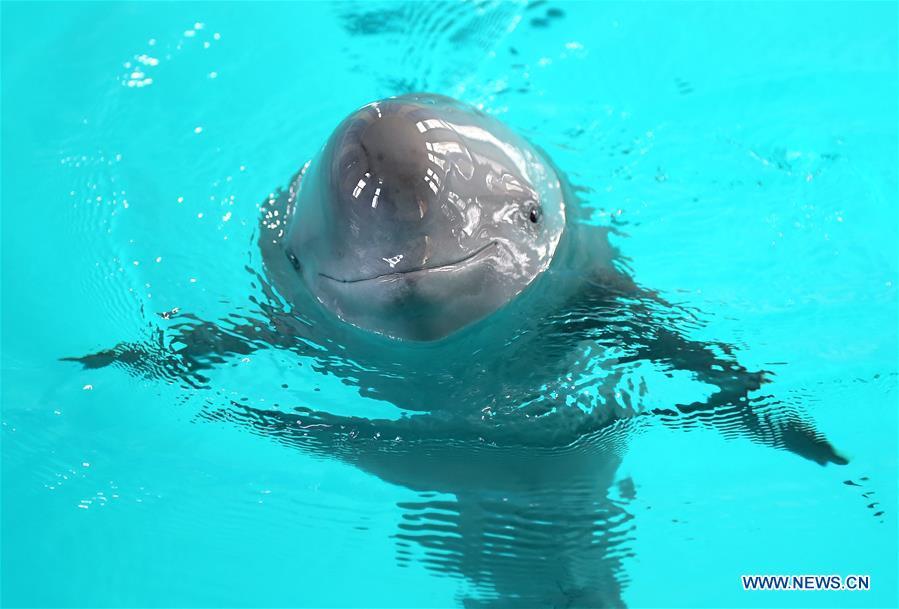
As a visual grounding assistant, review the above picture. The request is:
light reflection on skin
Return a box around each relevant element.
[281,94,566,341]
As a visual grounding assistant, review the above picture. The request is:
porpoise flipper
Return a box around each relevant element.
[60,311,294,389]
[544,225,846,465]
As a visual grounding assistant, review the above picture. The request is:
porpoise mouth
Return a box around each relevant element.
[320,241,499,284]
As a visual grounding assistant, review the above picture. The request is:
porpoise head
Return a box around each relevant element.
[285,94,565,341]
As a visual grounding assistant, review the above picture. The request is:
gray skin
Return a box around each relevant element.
[276,93,567,341]
[67,94,848,607]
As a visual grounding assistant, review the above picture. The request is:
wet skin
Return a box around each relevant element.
[276,94,567,341]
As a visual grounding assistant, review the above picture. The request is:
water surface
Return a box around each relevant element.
[2,2,897,607]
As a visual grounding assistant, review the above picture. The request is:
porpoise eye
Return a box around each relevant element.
[528,205,542,224]
[287,251,301,271]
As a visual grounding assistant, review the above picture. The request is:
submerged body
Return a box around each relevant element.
[67,94,846,606]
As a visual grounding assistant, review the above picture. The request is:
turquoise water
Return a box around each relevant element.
[2,2,897,607]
